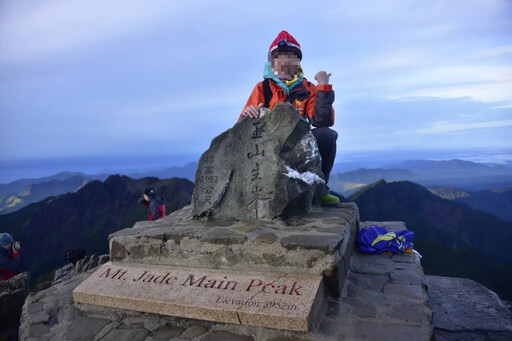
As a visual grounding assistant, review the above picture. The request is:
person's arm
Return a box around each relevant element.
[239,82,265,119]
[0,251,22,274]
[138,197,149,208]
[306,71,335,127]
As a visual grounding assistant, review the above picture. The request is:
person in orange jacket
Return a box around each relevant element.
[241,30,340,205]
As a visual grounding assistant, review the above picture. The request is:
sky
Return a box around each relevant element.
[1,0,511,173]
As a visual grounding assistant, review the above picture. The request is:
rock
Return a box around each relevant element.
[52,254,109,285]
[149,325,185,340]
[427,275,512,338]
[62,316,110,340]
[353,321,428,341]
[201,331,254,341]
[180,325,208,339]
[192,102,324,221]
[100,326,149,341]
[280,234,343,252]
[0,272,28,340]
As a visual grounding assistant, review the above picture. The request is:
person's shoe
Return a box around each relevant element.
[321,193,340,206]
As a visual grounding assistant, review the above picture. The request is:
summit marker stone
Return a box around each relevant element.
[192,102,325,221]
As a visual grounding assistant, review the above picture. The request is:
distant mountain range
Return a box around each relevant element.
[0,175,194,287]
[1,163,511,301]
[331,159,512,196]
[0,171,108,196]
[0,163,198,215]
[127,162,197,181]
[0,175,91,215]
[328,159,512,222]
[429,187,512,222]
[348,180,512,300]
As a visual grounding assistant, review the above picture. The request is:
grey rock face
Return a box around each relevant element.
[192,102,324,221]
[426,275,512,339]
[0,272,28,340]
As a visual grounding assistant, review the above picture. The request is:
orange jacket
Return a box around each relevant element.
[240,78,335,127]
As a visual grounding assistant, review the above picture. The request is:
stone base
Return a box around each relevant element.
[23,224,438,340]
[108,203,359,298]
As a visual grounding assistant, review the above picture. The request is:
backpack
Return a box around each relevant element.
[262,78,311,108]
[262,78,273,108]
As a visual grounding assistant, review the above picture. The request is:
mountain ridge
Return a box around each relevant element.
[348,179,512,300]
[0,175,195,286]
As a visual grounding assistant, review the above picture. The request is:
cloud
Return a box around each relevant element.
[0,0,192,63]
[415,119,512,135]
[1,0,512,162]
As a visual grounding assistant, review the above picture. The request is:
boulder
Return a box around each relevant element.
[0,272,28,341]
[192,102,325,221]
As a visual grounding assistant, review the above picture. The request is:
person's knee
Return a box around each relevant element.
[312,127,338,145]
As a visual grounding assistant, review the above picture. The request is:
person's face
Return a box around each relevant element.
[144,194,150,202]
[272,51,300,81]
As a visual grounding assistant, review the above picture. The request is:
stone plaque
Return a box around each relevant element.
[73,262,324,332]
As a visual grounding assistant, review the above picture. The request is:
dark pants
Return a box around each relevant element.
[312,127,338,185]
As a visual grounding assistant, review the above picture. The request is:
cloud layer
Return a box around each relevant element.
[0,0,511,161]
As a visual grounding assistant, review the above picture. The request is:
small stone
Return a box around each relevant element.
[354,254,391,265]
[27,323,50,338]
[165,227,208,243]
[234,222,261,233]
[150,325,185,340]
[252,232,277,244]
[348,273,388,292]
[384,299,428,325]
[141,226,172,240]
[28,311,50,324]
[353,321,428,341]
[62,316,110,340]
[262,253,285,265]
[390,253,416,263]
[389,269,422,285]
[201,331,254,341]
[101,327,150,341]
[345,297,377,318]
[180,325,209,339]
[200,228,247,245]
[317,225,342,233]
[434,330,488,341]
[280,234,342,252]
[392,262,419,271]
[383,283,425,300]
[26,302,43,314]
[110,240,126,260]
[95,322,119,341]
[350,258,392,275]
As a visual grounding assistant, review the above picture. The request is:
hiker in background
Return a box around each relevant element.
[0,233,23,281]
[241,30,340,206]
[138,188,167,221]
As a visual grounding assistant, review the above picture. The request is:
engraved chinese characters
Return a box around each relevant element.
[247,121,274,219]
[192,102,325,221]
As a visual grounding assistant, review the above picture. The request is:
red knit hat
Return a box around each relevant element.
[269,30,302,60]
